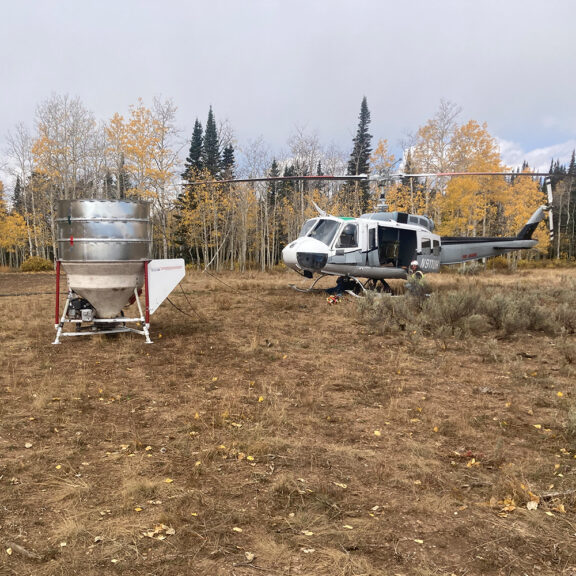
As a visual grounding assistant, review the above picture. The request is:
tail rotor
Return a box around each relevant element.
[544,177,554,241]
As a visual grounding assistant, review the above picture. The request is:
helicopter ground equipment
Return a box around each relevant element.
[53,199,185,344]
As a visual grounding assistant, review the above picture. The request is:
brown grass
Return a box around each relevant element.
[1,267,576,575]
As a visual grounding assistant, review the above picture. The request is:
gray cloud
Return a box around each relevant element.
[2,0,575,183]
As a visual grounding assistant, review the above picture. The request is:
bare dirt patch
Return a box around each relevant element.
[1,268,576,575]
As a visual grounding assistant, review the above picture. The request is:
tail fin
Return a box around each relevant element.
[516,206,545,240]
[517,177,554,241]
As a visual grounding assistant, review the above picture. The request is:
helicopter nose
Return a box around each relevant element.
[282,238,329,272]
[296,251,328,270]
[281,242,299,270]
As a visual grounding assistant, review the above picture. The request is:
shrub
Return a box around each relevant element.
[356,277,572,339]
[356,293,415,334]
[485,256,510,271]
[564,404,576,438]
[20,256,54,272]
[556,302,576,334]
[483,293,512,330]
[422,288,481,335]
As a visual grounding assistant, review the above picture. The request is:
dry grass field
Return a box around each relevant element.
[1,267,576,576]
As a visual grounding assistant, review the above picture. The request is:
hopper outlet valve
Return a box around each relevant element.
[67,297,95,323]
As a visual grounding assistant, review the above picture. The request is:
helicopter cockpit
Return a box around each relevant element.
[298,218,341,247]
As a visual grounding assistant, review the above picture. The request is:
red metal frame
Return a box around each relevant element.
[144,260,150,324]
[55,260,61,324]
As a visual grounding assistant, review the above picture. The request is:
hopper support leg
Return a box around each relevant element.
[53,289,73,345]
[134,286,152,344]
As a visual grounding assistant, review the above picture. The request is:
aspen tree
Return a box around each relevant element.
[6,124,39,256]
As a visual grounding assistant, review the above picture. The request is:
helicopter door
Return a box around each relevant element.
[376,226,417,268]
[367,225,379,266]
[417,236,441,272]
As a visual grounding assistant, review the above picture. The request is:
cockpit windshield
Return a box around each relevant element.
[298,219,317,238]
[307,218,341,247]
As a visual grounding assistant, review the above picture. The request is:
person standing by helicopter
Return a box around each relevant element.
[405,259,426,297]
[409,260,423,280]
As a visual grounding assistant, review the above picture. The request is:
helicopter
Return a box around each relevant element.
[282,173,554,291]
[187,171,554,292]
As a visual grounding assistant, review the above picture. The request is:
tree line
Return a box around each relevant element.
[1,95,574,270]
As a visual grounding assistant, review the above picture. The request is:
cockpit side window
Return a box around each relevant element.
[421,238,431,255]
[336,223,358,248]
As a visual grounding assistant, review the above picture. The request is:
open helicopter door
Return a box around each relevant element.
[372,225,417,268]
[367,223,379,267]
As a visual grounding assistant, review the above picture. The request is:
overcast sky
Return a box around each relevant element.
[2,0,575,184]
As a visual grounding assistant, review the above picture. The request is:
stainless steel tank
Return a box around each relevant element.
[56,199,152,318]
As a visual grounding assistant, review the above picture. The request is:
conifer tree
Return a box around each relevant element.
[177,118,204,259]
[203,106,221,177]
[315,160,326,194]
[346,97,372,212]
[280,164,297,201]
[267,158,281,202]
[182,119,204,181]
[12,176,24,215]
[221,144,235,180]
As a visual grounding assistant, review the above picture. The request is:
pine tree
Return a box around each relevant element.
[177,119,204,259]
[221,144,235,180]
[182,119,204,181]
[267,158,281,203]
[280,164,297,201]
[12,176,24,215]
[203,106,221,177]
[315,160,326,194]
[346,97,373,212]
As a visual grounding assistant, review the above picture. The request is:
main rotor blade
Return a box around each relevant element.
[186,171,554,186]
[389,171,551,178]
[186,174,368,185]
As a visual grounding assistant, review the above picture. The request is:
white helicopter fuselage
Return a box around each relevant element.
[282,205,545,281]
[282,213,442,280]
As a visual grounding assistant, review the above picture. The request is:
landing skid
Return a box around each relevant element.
[344,277,394,297]
[289,274,329,293]
[364,278,393,293]
[290,275,395,296]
